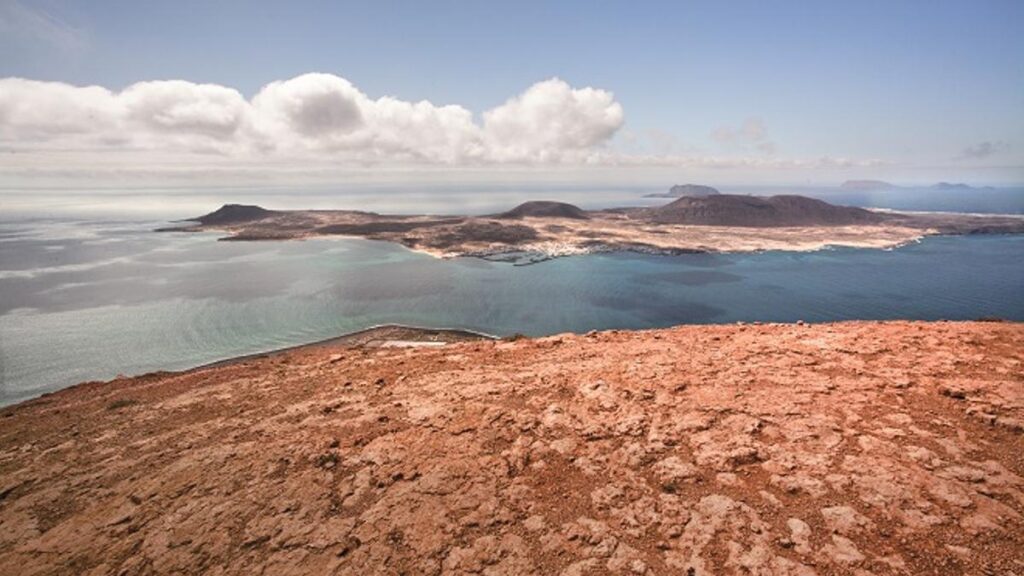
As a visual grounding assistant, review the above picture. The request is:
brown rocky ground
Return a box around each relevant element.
[0,321,1022,575]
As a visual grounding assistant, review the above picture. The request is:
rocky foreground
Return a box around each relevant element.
[1,321,1022,575]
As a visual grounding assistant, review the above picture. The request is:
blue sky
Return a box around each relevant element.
[1,0,1022,186]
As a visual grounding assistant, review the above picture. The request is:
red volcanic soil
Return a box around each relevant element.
[0,321,1022,575]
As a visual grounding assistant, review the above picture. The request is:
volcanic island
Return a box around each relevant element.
[161,194,1024,263]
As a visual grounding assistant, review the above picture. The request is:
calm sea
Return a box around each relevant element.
[1,185,1022,406]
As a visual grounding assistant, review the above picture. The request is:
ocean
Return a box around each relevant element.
[1,185,1022,406]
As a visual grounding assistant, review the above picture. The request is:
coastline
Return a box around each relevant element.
[5,316,1009,412]
[202,225,937,265]
[7,324,499,410]
[189,323,499,371]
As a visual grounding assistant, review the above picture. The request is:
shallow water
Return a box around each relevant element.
[1,214,1022,406]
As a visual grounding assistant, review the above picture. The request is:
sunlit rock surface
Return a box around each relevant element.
[0,321,1021,574]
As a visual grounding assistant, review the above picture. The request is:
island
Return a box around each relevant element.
[931,182,996,192]
[1,320,1021,574]
[160,194,1024,263]
[839,179,898,190]
[840,180,997,192]
[643,183,721,198]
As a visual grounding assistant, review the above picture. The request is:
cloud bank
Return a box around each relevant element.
[0,74,624,164]
[0,73,907,189]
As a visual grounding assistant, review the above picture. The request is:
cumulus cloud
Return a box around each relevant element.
[0,73,623,164]
[0,78,119,140]
[711,117,776,155]
[121,81,248,139]
[248,73,484,163]
[482,78,624,162]
[0,74,898,182]
[0,77,248,154]
[252,74,365,140]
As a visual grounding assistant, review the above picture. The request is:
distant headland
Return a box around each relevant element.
[840,180,997,191]
[840,180,898,190]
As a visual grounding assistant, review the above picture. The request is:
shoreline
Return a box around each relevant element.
[189,323,499,371]
[203,227,935,265]
[6,318,1014,412]
[4,323,499,410]
[164,319,1019,379]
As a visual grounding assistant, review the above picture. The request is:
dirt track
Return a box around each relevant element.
[0,321,1022,575]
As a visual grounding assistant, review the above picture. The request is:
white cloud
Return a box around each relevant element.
[0,78,118,140]
[0,73,623,165]
[0,77,249,155]
[0,73,905,185]
[248,73,483,163]
[482,78,624,162]
[121,81,248,140]
[251,74,365,141]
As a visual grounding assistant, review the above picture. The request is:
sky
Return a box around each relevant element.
[1,0,1022,189]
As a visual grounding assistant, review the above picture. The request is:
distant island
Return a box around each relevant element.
[930,182,996,191]
[644,183,721,198]
[160,194,1024,264]
[839,180,898,191]
[840,180,996,191]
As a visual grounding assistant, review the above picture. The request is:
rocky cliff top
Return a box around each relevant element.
[1,320,1022,574]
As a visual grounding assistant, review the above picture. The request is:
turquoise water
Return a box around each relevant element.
[1,216,1022,407]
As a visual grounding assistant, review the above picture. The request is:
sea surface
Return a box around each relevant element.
[1,185,1023,406]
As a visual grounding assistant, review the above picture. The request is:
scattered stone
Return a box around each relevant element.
[786,518,813,555]
[821,505,875,535]
[652,456,699,492]
[821,535,866,564]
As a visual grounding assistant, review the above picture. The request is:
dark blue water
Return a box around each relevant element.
[1,216,1021,407]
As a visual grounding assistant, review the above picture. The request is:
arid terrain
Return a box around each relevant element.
[0,321,1021,575]
[161,196,1024,262]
